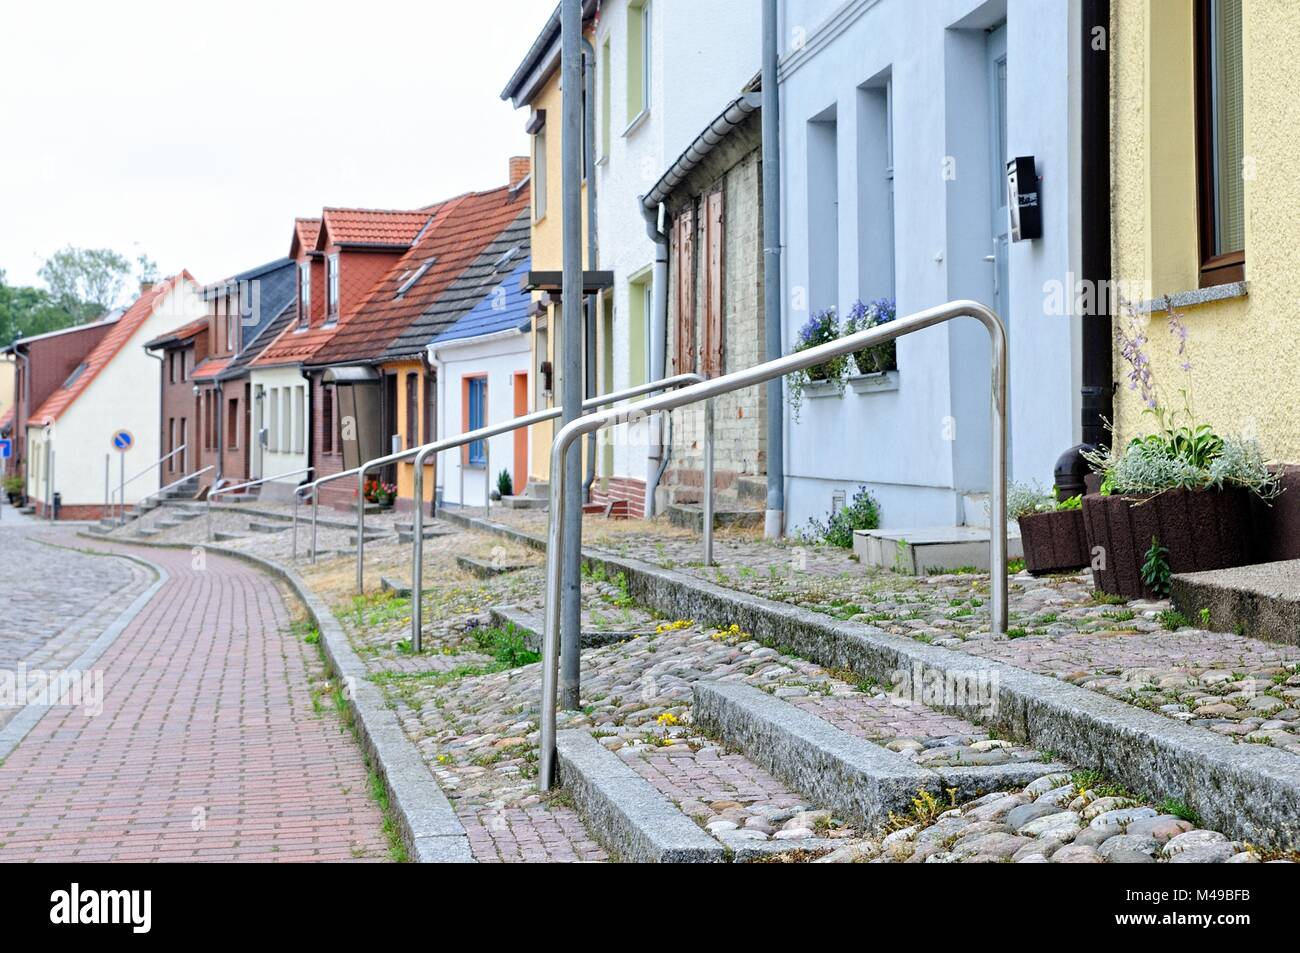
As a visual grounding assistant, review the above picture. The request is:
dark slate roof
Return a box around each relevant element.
[380,209,532,360]
[219,298,298,380]
[432,257,532,345]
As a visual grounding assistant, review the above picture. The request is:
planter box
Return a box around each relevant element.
[1018,509,1089,575]
[1081,487,1256,598]
[847,370,900,395]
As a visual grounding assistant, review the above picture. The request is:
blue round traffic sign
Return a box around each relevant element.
[112,430,134,452]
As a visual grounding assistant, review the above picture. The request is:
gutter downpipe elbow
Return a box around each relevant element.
[641,198,669,518]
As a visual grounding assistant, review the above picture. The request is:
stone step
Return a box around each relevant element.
[1171,558,1300,648]
[500,494,547,510]
[170,509,201,522]
[19,506,35,515]
[852,525,1023,574]
[87,523,111,535]
[455,555,531,579]
[556,730,726,863]
[694,681,1069,827]
[247,521,289,534]
[667,503,763,532]
[98,517,117,529]
[583,499,628,519]
[135,527,159,538]
[487,605,647,652]
[397,528,453,545]
[380,577,412,598]
[348,532,389,546]
[155,519,183,530]
[213,531,245,542]
[735,476,768,507]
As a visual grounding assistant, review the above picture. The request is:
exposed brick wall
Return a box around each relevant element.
[31,500,111,521]
[591,476,646,519]
[11,321,113,473]
[663,147,766,499]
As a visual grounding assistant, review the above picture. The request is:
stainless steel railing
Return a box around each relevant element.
[206,466,313,540]
[291,373,713,586]
[405,374,714,653]
[110,443,189,524]
[536,300,1009,790]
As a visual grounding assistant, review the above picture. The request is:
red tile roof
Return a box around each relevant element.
[190,357,232,381]
[29,273,198,425]
[318,208,433,249]
[290,218,322,258]
[308,184,530,366]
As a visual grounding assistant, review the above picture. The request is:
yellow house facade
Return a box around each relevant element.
[502,6,595,488]
[1111,0,1300,461]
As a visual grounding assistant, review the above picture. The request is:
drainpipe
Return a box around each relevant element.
[582,34,600,505]
[300,366,314,493]
[761,0,785,538]
[14,345,30,481]
[641,201,669,518]
[558,0,584,710]
[1055,0,1112,497]
[145,347,164,494]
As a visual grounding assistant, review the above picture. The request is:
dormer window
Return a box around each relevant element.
[298,262,311,328]
[326,255,340,323]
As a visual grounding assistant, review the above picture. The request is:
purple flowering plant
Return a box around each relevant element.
[844,297,898,374]
[787,306,848,419]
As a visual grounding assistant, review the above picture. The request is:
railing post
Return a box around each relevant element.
[311,490,319,564]
[411,448,428,654]
[484,439,491,512]
[104,454,109,522]
[703,398,715,566]
[356,466,367,593]
[538,433,568,792]
[117,452,124,526]
[292,491,299,561]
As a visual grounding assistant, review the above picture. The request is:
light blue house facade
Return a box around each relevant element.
[777,0,1083,532]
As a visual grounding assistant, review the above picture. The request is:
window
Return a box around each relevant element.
[807,107,840,312]
[168,418,176,472]
[227,397,240,449]
[405,373,419,449]
[293,387,304,453]
[298,262,311,328]
[225,299,238,354]
[282,387,294,454]
[179,350,187,383]
[326,255,340,321]
[628,274,650,387]
[268,390,280,452]
[1195,0,1245,286]
[600,37,611,157]
[168,352,176,384]
[857,78,897,303]
[466,376,487,465]
[322,384,335,455]
[533,124,548,221]
[626,1,651,125]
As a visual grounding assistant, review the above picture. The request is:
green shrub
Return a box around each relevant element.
[799,486,881,548]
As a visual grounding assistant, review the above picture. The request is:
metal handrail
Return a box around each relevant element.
[291,373,712,578]
[110,443,189,522]
[206,466,313,540]
[536,300,1009,790]
[140,464,213,509]
[405,374,713,652]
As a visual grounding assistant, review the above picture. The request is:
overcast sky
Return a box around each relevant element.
[0,0,553,295]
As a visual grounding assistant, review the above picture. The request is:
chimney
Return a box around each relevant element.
[508,156,531,189]
[139,280,155,295]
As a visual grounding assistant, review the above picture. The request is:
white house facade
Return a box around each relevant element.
[594,0,761,515]
[777,0,1083,531]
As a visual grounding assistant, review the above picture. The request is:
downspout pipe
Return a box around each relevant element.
[640,199,669,518]
[145,348,164,495]
[581,34,600,505]
[1055,0,1112,498]
[761,0,785,538]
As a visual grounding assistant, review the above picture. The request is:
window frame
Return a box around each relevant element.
[625,1,651,128]
[1194,0,1246,287]
[298,262,311,328]
[325,254,340,323]
[466,375,487,466]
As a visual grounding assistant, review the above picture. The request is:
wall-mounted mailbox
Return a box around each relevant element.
[1007,156,1041,242]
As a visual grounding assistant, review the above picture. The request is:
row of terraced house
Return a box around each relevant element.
[4,0,1297,560]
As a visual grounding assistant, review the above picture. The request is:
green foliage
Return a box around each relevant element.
[1006,481,1081,521]
[798,485,881,548]
[1141,537,1172,597]
[496,469,514,498]
[1160,798,1201,826]
[1158,609,1190,630]
[37,246,132,316]
[469,622,540,669]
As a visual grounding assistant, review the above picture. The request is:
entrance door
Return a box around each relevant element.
[512,371,528,494]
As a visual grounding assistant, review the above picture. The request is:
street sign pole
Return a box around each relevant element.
[119,453,125,526]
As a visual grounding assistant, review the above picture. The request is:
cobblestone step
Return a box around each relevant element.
[212,531,246,542]
[456,555,530,579]
[247,521,289,534]
[693,681,1070,828]
[667,503,763,532]
[557,730,726,863]
[487,605,647,651]
[852,525,1024,574]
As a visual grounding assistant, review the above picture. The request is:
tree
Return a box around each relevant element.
[0,276,78,344]
[37,246,132,321]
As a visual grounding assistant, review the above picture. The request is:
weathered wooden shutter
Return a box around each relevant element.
[405,373,419,449]
[702,189,725,377]
[673,206,696,374]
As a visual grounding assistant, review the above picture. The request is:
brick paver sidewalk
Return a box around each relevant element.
[0,535,389,862]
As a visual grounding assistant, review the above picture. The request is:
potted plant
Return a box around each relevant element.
[786,307,846,418]
[4,475,23,505]
[1010,482,1088,575]
[1079,302,1281,597]
[363,478,381,504]
[844,298,898,375]
[375,482,398,509]
[496,469,513,501]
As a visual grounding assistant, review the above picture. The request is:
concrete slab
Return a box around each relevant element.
[854,524,1023,573]
[1172,558,1300,647]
